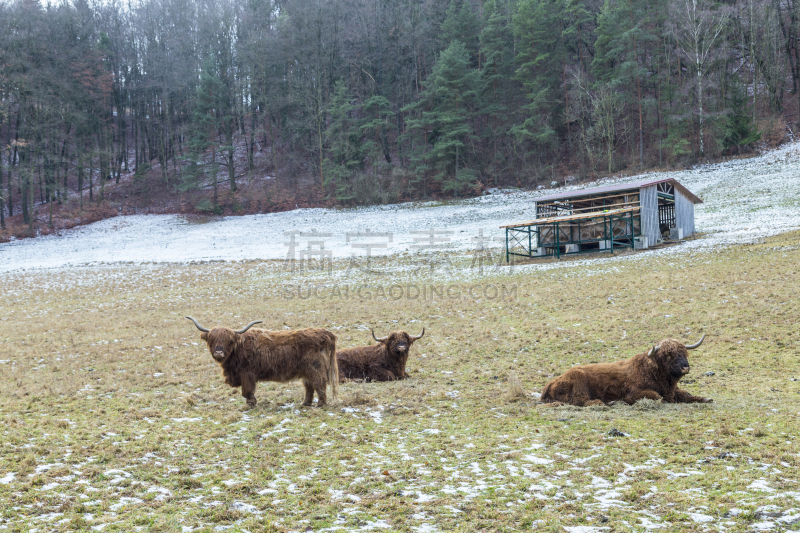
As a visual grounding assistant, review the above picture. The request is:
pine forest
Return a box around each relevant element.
[0,0,791,234]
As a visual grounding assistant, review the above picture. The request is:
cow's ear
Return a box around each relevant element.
[201,332,208,341]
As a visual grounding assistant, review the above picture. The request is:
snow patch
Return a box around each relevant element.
[5,141,800,273]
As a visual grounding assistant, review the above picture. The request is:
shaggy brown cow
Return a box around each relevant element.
[186,317,338,408]
[336,329,425,382]
[541,335,711,406]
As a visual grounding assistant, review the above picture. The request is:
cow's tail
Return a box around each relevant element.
[328,334,339,402]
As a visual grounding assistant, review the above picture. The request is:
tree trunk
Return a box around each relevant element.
[6,111,15,217]
[227,126,236,192]
[751,0,757,125]
[317,114,324,190]
[21,172,29,226]
[98,125,108,203]
[212,145,218,209]
[455,144,459,199]
[134,108,139,172]
[3,110,12,224]
[77,143,84,210]
[268,113,279,183]
[60,129,69,201]
[88,150,94,202]
[697,60,704,157]
[28,147,35,230]
[249,106,256,179]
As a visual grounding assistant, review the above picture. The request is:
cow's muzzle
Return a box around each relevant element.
[213,348,225,361]
[681,366,690,375]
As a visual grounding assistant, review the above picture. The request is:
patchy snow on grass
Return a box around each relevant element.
[4,141,800,273]
[749,479,777,492]
[687,512,715,523]
[109,497,143,511]
[523,454,553,465]
[230,501,260,514]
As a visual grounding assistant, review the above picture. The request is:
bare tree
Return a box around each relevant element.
[590,84,627,174]
[672,0,731,157]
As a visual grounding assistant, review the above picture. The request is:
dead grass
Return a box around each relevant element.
[504,373,528,402]
[0,231,799,531]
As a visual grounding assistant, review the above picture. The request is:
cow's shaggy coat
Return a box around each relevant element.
[187,317,338,408]
[337,329,424,382]
[541,336,711,406]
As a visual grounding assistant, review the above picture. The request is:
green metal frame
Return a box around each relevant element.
[505,211,640,262]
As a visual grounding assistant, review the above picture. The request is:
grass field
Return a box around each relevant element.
[1,231,799,532]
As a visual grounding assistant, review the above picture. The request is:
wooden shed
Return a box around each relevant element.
[501,178,702,261]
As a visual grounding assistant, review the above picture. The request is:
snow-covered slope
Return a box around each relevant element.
[2,143,800,273]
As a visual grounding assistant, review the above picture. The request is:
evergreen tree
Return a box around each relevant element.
[512,0,565,153]
[323,81,362,202]
[441,0,480,64]
[185,57,228,213]
[563,0,594,74]
[722,83,760,153]
[405,41,480,197]
[592,0,653,166]
[479,0,515,183]
[359,94,395,168]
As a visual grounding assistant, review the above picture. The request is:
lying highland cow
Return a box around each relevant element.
[186,316,338,408]
[541,335,711,406]
[337,329,425,382]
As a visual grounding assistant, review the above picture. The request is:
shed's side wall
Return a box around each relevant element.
[639,185,660,245]
[675,191,695,236]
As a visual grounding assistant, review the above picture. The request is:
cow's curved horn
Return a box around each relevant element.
[372,329,389,342]
[648,344,660,357]
[685,334,706,350]
[234,321,263,334]
[186,316,210,333]
[410,328,425,341]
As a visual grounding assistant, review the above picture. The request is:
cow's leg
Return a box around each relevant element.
[565,377,595,406]
[241,377,257,409]
[371,369,397,382]
[301,379,314,406]
[314,383,327,407]
[306,372,327,407]
[624,389,663,405]
[674,388,713,404]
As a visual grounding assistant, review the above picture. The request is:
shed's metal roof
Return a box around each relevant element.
[533,178,703,204]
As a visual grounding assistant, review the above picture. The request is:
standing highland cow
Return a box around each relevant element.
[186,317,338,408]
[337,329,425,382]
[541,335,711,406]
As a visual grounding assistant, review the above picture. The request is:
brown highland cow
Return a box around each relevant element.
[187,317,338,408]
[541,335,711,406]
[337,329,425,382]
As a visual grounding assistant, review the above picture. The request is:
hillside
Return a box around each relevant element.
[2,0,794,243]
[3,140,800,273]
